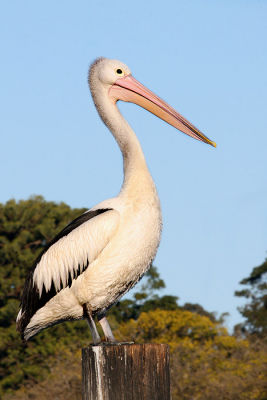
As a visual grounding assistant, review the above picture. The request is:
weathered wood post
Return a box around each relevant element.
[82,343,170,400]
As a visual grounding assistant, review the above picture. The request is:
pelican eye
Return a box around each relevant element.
[116,68,123,75]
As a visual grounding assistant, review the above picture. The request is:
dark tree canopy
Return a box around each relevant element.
[182,303,218,323]
[0,196,89,395]
[235,257,267,337]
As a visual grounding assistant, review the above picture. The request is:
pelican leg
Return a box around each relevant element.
[98,315,116,342]
[83,304,101,344]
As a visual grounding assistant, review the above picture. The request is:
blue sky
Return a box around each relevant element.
[1,1,267,330]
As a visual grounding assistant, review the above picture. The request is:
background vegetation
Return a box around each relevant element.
[0,197,266,399]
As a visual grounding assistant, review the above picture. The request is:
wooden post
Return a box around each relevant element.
[82,343,170,400]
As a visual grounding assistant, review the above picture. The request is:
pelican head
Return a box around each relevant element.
[89,57,216,147]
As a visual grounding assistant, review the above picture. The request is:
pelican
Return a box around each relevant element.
[17,57,216,343]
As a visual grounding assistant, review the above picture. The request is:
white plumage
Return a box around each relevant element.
[17,57,215,343]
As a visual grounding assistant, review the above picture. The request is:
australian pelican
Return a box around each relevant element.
[17,58,216,343]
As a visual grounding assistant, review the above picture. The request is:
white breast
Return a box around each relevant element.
[73,182,162,314]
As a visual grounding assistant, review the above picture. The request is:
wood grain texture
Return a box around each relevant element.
[82,343,170,400]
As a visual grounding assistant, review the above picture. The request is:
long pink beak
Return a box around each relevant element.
[109,75,216,147]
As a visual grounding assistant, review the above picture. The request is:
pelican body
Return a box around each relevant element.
[17,58,215,343]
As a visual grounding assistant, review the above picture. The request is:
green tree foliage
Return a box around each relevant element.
[0,196,89,395]
[182,302,218,323]
[4,350,82,400]
[235,257,267,337]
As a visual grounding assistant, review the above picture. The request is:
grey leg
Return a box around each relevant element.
[83,304,101,344]
[98,316,116,342]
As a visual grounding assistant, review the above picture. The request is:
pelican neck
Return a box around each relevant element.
[101,99,154,193]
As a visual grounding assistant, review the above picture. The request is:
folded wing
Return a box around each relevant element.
[17,208,119,334]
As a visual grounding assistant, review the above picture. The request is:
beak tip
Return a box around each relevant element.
[211,141,217,148]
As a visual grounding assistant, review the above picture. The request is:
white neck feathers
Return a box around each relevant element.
[90,79,153,194]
